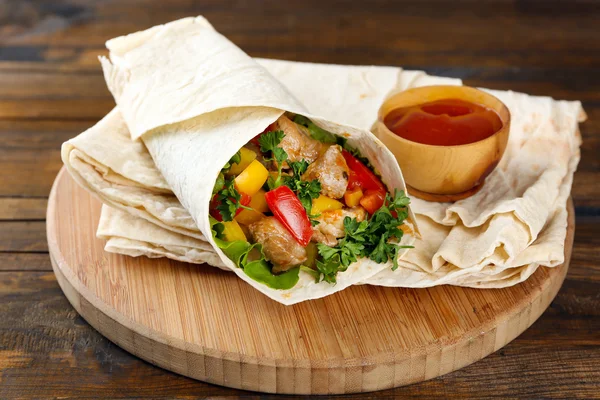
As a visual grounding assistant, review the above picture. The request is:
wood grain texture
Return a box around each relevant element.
[0,198,47,220]
[45,168,576,394]
[1,0,599,397]
[3,1,599,68]
[1,271,598,399]
[0,221,46,252]
[0,253,52,271]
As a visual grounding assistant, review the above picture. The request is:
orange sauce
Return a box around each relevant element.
[383,98,503,146]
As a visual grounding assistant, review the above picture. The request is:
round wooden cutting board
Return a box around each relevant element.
[47,168,574,395]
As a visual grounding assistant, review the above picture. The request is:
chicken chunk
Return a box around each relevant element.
[274,115,323,166]
[311,206,367,246]
[249,216,307,273]
[302,145,349,199]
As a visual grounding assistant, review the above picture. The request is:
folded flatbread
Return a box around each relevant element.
[368,89,583,287]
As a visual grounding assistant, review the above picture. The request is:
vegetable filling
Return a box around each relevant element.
[210,114,412,289]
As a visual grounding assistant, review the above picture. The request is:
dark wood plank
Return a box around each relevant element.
[570,216,600,271]
[0,65,598,102]
[0,70,108,99]
[0,67,596,123]
[0,253,51,271]
[3,1,600,69]
[0,120,97,197]
[0,198,47,220]
[0,265,597,399]
[0,221,46,252]
[0,271,245,399]
[0,99,114,119]
[573,175,600,210]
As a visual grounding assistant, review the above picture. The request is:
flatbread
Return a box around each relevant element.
[97,205,225,268]
[369,91,584,287]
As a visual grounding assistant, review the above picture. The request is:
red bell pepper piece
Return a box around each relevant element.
[265,186,312,246]
[210,191,251,221]
[360,189,386,214]
[342,150,387,192]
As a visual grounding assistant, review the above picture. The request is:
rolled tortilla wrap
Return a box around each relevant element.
[62,108,204,239]
[62,60,459,244]
[99,16,416,304]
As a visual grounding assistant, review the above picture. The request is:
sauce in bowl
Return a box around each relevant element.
[383,98,503,146]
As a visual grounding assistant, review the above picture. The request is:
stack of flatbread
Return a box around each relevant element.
[62,17,585,305]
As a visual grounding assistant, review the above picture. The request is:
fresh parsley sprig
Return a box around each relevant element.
[224,151,242,171]
[314,190,413,283]
[288,159,309,177]
[284,160,321,218]
[213,151,242,195]
[258,130,288,189]
[214,177,252,222]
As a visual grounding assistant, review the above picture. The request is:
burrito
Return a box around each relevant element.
[98,16,417,304]
[207,113,414,289]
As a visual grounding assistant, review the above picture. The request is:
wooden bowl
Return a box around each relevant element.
[372,85,510,202]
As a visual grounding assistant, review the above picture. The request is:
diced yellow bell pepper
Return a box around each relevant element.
[249,189,269,213]
[234,160,269,196]
[235,209,264,226]
[344,188,364,207]
[312,195,344,215]
[227,147,257,176]
[221,220,247,242]
[235,189,268,225]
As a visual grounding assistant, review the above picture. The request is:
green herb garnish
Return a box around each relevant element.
[220,150,242,174]
[284,160,321,217]
[336,136,373,168]
[295,115,371,167]
[289,159,309,177]
[293,115,337,144]
[314,190,413,282]
[213,172,225,194]
[214,177,251,222]
[258,130,288,189]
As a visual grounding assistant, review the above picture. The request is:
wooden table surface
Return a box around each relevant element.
[1,1,598,398]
